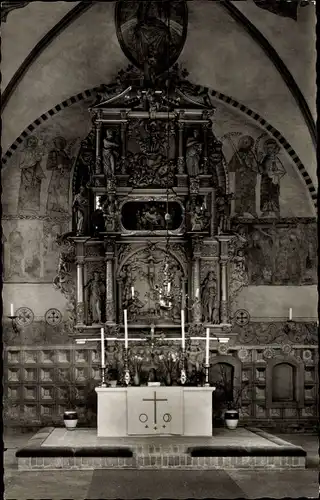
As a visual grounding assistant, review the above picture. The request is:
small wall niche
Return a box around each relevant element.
[266,356,304,409]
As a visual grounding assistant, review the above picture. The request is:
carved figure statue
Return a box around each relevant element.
[127,290,145,320]
[101,194,119,231]
[85,272,105,324]
[201,271,218,323]
[102,129,118,177]
[119,264,136,307]
[216,189,233,233]
[186,129,203,176]
[138,205,163,230]
[138,250,163,290]
[73,186,89,236]
[190,203,207,232]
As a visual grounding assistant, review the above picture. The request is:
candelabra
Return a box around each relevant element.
[204,362,210,387]
[8,315,19,334]
[100,366,107,387]
[123,348,131,386]
[180,348,187,385]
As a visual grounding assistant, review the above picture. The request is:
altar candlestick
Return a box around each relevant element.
[205,328,210,365]
[289,308,293,321]
[10,303,14,317]
[124,309,128,349]
[195,288,199,299]
[131,286,134,298]
[100,327,105,367]
[181,310,185,349]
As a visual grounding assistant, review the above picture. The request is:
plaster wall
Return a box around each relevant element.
[3,284,68,319]
[1,1,316,186]
[1,1,78,89]
[233,0,317,117]
[233,285,318,321]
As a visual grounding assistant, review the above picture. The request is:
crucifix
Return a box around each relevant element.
[143,391,168,427]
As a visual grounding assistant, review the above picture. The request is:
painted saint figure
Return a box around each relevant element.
[73,186,89,236]
[186,129,203,176]
[85,272,105,324]
[259,139,285,218]
[228,135,258,218]
[46,136,73,214]
[102,129,118,177]
[18,136,45,214]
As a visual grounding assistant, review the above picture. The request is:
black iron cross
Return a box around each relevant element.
[143,391,167,425]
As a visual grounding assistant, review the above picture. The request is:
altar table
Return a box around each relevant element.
[95,387,213,437]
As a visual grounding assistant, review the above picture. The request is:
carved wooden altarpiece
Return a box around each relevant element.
[64,62,241,342]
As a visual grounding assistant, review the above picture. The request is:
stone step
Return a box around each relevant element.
[17,454,306,470]
[15,426,307,470]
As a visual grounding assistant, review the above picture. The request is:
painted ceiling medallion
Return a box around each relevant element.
[115,0,188,76]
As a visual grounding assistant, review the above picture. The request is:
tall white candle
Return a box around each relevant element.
[195,288,199,299]
[124,309,128,349]
[289,308,293,321]
[101,327,105,367]
[10,303,14,316]
[181,310,185,349]
[131,286,134,298]
[205,328,210,365]
[167,282,171,294]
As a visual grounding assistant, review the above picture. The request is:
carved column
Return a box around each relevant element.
[220,260,228,323]
[210,187,216,237]
[202,123,209,174]
[219,237,230,324]
[105,239,116,324]
[192,239,202,324]
[120,119,127,174]
[177,118,185,174]
[95,117,102,174]
[76,258,85,325]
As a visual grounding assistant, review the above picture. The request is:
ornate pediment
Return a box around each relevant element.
[91,65,215,115]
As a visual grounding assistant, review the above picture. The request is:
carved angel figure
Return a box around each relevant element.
[201,271,219,324]
[85,272,105,324]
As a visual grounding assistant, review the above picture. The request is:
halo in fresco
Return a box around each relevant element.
[115,0,188,75]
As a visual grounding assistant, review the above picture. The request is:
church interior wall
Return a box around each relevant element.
[2,0,317,431]
[1,2,316,185]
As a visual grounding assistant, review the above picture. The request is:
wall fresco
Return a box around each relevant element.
[243,223,317,285]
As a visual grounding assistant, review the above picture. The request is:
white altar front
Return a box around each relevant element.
[95,387,213,437]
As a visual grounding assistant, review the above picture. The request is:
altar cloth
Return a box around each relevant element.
[95,386,214,437]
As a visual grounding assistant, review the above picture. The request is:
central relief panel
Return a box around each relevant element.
[126,119,176,187]
[117,245,186,325]
[121,200,184,234]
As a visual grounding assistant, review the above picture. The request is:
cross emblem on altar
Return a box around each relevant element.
[142,391,167,425]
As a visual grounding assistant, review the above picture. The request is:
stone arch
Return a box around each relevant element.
[266,356,304,409]
[1,85,316,209]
